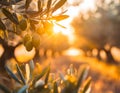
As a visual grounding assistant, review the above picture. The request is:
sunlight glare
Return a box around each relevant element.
[53,0,96,45]
[80,0,96,12]
[67,0,96,16]
[63,47,84,56]
[53,21,75,44]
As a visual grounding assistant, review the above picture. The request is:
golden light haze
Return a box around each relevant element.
[53,0,96,44]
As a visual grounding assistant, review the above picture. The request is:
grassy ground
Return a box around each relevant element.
[40,55,120,93]
[1,51,120,93]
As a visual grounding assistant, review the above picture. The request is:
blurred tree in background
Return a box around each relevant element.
[72,0,120,64]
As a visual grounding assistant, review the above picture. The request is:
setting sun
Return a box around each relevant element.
[53,21,75,44]
[52,0,96,45]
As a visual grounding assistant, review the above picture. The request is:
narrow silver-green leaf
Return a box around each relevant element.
[29,60,34,72]
[29,60,34,78]
[45,66,50,84]
[52,0,67,13]
[17,85,28,93]
[5,66,22,84]
[0,19,6,31]
[0,84,11,93]
[82,77,91,93]
[76,67,89,89]
[12,13,19,23]
[16,64,26,85]
[2,8,19,24]
[53,81,58,93]
[55,22,66,28]
[59,72,66,81]
[32,66,50,86]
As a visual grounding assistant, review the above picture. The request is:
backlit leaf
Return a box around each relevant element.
[45,66,50,84]
[32,66,50,86]
[47,0,52,12]
[76,67,89,89]
[50,15,69,21]
[82,77,91,93]
[38,0,42,12]
[25,0,32,10]
[52,0,67,13]
[55,22,66,28]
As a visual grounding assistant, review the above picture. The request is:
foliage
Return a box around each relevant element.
[72,0,120,62]
[0,0,69,51]
[0,60,91,93]
[0,0,70,73]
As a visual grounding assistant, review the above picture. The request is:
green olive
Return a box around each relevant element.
[32,33,40,48]
[25,41,33,51]
[23,34,32,44]
[19,19,27,31]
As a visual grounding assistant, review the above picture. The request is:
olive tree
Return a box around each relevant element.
[0,0,69,73]
[72,0,120,64]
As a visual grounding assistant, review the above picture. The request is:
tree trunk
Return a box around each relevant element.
[96,49,101,61]
[0,44,15,74]
[0,38,21,74]
[104,49,115,64]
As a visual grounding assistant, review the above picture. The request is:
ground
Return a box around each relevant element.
[40,52,120,93]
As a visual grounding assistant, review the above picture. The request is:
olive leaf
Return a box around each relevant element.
[32,66,50,86]
[5,66,22,84]
[82,77,91,93]
[52,0,67,13]
[17,85,28,93]
[47,0,52,13]
[45,66,50,84]
[0,84,11,93]
[50,15,69,21]
[76,67,89,89]
[2,8,19,24]
[29,60,34,78]
[0,1,10,6]
[25,0,32,10]
[38,0,42,12]
[53,81,58,93]
[0,19,6,31]
[55,22,66,28]
[16,64,26,85]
